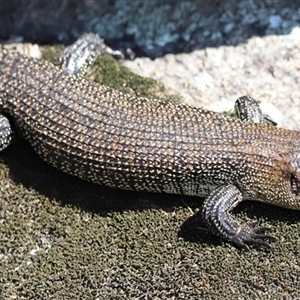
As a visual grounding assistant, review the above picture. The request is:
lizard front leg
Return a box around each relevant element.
[0,114,15,151]
[235,95,277,125]
[201,185,276,250]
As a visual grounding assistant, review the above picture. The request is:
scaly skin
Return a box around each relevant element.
[0,45,299,249]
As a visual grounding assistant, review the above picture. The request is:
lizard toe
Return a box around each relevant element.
[231,221,277,251]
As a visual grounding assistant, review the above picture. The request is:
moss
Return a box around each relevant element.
[40,44,64,63]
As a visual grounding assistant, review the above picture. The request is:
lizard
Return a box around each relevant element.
[0,34,299,250]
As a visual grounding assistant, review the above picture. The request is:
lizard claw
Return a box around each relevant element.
[230,221,277,251]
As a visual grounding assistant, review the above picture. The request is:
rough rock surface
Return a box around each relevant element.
[123,28,300,130]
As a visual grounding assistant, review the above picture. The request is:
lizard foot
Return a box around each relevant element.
[230,221,276,251]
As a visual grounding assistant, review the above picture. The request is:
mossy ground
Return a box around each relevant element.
[0,46,299,299]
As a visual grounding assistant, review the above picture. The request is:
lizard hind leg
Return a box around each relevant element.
[58,33,125,75]
[201,184,276,250]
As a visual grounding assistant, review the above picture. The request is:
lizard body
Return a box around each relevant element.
[0,41,299,249]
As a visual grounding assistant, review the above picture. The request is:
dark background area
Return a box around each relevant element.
[0,0,299,57]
